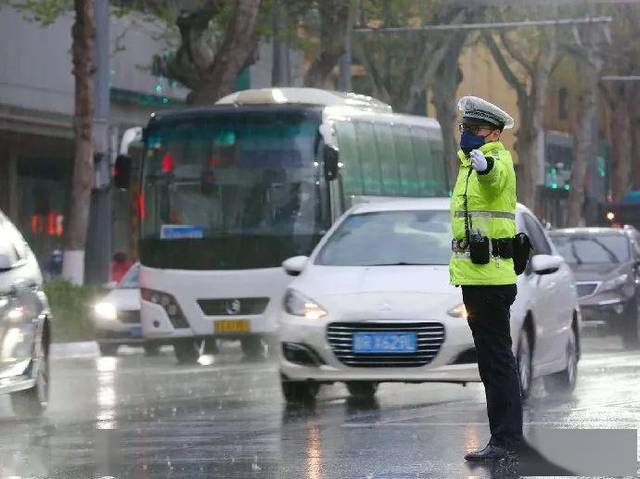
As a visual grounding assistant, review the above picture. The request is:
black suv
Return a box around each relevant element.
[549,226,640,349]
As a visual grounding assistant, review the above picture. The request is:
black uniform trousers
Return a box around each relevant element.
[461,284,523,450]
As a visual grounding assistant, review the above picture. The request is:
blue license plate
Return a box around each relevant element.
[130,326,142,338]
[352,332,417,353]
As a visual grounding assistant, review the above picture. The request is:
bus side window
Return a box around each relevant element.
[392,124,418,196]
[374,123,400,195]
[353,121,382,195]
[431,138,447,195]
[334,120,362,196]
[410,126,432,195]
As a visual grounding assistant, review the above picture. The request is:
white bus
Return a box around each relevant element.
[116,88,448,363]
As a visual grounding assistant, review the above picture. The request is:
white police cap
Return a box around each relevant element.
[457,96,515,130]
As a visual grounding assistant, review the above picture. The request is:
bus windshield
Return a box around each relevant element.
[140,109,329,270]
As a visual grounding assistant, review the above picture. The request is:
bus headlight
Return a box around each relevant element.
[284,289,327,320]
[141,288,189,328]
[94,302,118,321]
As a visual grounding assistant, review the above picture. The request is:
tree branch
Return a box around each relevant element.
[498,30,534,78]
[483,31,527,98]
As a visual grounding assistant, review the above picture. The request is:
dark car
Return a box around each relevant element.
[549,226,640,349]
[0,210,51,417]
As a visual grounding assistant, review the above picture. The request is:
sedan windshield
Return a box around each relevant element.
[118,263,140,289]
[315,210,452,266]
[550,234,630,264]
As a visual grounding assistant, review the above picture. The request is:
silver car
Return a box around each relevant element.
[0,210,51,417]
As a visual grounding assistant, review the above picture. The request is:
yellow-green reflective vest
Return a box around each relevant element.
[449,141,517,286]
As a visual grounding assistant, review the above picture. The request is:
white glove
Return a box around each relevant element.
[470,149,488,172]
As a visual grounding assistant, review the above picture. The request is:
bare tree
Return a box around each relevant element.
[483,26,560,212]
[153,0,262,105]
[431,30,469,189]
[355,3,467,113]
[564,21,606,226]
[303,0,353,88]
[63,0,95,284]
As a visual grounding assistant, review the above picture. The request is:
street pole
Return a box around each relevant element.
[271,0,290,87]
[85,0,111,284]
[337,4,354,92]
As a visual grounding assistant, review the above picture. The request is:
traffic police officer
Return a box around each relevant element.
[450,96,523,461]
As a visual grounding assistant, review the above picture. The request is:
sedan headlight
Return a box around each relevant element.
[94,302,117,321]
[283,289,327,320]
[599,274,628,293]
[447,303,468,319]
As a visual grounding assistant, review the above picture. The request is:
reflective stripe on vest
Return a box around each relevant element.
[454,210,515,220]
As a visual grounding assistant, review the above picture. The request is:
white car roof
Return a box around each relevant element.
[349,197,532,216]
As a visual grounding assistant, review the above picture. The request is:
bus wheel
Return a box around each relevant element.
[241,336,266,360]
[173,339,202,364]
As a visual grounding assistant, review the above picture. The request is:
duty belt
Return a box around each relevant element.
[454,210,515,220]
[451,237,514,258]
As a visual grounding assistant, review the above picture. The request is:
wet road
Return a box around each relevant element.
[0,336,639,478]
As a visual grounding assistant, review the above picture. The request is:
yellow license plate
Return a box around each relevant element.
[215,319,250,333]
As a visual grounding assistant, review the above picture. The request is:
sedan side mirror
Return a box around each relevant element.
[530,254,564,275]
[323,145,339,181]
[282,256,309,277]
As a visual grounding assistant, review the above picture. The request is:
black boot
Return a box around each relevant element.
[464,443,517,461]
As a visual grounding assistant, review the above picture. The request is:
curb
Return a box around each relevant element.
[50,341,100,359]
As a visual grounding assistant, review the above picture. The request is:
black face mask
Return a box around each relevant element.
[460,129,488,154]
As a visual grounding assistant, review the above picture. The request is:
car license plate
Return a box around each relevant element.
[352,332,417,353]
[130,326,142,338]
[215,319,250,333]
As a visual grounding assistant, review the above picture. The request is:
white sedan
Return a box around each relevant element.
[92,263,160,356]
[277,198,581,403]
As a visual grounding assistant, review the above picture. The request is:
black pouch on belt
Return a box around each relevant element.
[469,231,491,264]
[512,232,532,275]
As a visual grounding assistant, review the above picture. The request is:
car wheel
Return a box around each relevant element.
[346,382,378,399]
[544,325,578,395]
[11,339,49,419]
[621,297,640,350]
[98,343,119,356]
[517,328,533,401]
[281,379,319,404]
[241,336,266,360]
[143,344,160,356]
[173,338,202,364]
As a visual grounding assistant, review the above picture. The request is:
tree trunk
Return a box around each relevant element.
[567,31,603,227]
[187,0,261,105]
[63,0,95,285]
[431,33,467,190]
[610,90,632,201]
[567,64,598,226]
[513,105,540,212]
[303,0,351,88]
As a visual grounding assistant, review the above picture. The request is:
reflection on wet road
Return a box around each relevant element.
[0,337,638,478]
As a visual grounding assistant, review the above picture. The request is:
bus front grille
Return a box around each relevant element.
[197,297,270,316]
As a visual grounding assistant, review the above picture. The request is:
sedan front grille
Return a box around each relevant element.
[326,322,445,368]
[118,310,140,324]
[576,282,599,298]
